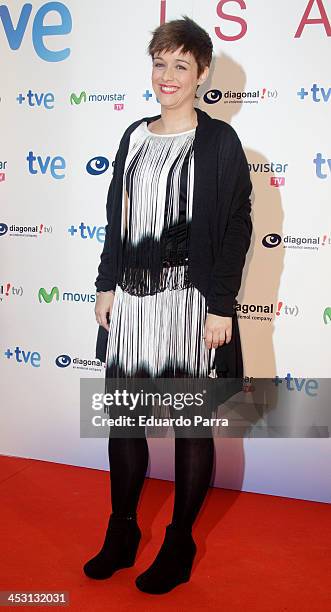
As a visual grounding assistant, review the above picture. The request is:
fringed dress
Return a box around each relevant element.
[106,122,215,378]
[104,120,222,423]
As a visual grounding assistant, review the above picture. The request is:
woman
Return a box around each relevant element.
[84,16,252,594]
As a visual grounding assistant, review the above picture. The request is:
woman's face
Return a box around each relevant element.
[151,46,207,110]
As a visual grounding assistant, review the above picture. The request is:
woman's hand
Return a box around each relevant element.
[95,291,115,332]
[204,313,232,349]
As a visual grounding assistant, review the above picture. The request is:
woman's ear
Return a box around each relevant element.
[197,65,210,87]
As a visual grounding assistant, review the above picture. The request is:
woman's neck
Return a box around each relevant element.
[150,107,198,135]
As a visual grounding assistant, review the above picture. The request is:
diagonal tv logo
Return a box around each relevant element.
[0,2,72,62]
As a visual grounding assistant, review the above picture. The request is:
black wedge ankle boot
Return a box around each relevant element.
[83,513,141,580]
[135,523,197,594]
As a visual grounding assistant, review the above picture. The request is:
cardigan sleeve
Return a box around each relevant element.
[94,142,123,293]
[206,131,253,317]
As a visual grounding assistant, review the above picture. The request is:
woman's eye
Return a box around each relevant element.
[154,63,185,69]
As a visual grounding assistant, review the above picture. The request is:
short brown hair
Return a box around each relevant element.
[147,15,213,79]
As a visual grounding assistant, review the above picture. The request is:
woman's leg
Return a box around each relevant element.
[108,434,149,518]
[171,433,214,530]
[83,427,149,579]
[135,414,215,594]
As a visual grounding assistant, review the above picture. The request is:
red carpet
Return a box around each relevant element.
[1,455,330,611]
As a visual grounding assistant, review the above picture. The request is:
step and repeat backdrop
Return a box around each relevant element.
[1,1,330,502]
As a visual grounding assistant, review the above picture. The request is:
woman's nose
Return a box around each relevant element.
[162,65,175,80]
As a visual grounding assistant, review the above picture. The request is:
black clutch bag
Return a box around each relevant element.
[95,324,109,363]
[95,308,111,363]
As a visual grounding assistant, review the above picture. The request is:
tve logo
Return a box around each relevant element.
[68,223,106,243]
[4,346,41,367]
[272,373,318,397]
[297,84,331,102]
[17,90,55,109]
[313,153,331,178]
[27,151,66,179]
[0,2,72,62]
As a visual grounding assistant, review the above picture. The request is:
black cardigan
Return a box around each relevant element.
[95,107,253,377]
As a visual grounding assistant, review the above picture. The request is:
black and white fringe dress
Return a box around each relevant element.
[105,120,217,385]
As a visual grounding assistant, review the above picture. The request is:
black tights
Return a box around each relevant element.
[108,431,214,530]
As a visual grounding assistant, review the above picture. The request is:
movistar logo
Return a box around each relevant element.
[323,307,331,324]
[70,91,87,105]
[38,287,60,303]
[69,91,126,105]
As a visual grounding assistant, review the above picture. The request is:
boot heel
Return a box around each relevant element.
[120,529,141,567]
[135,524,197,594]
[181,566,193,582]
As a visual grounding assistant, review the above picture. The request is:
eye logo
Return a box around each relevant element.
[70,91,87,105]
[0,223,8,236]
[86,156,109,175]
[55,354,71,368]
[262,233,282,248]
[203,89,222,104]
